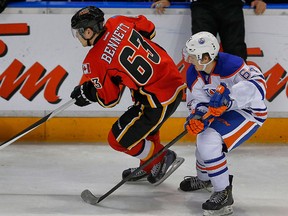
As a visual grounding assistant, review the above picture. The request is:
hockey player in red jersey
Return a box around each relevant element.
[70,6,186,185]
[180,32,267,216]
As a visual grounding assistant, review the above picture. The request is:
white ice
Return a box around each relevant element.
[0,143,287,216]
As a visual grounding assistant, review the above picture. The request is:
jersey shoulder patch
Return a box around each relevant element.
[186,65,199,91]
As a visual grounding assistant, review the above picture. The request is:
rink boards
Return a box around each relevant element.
[0,117,286,143]
[0,2,287,144]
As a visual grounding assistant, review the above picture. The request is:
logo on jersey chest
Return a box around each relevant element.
[204,87,216,97]
[82,63,91,74]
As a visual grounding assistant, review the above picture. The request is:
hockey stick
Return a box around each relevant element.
[81,129,188,205]
[81,111,213,205]
[0,99,76,150]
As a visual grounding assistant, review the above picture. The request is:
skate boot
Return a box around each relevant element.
[179,176,212,192]
[122,168,148,182]
[202,176,234,216]
[147,149,184,186]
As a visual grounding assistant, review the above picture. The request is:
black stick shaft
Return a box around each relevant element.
[96,111,214,203]
[0,99,75,150]
[96,130,188,203]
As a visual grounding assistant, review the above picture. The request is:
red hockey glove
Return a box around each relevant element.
[209,83,232,117]
[70,81,97,107]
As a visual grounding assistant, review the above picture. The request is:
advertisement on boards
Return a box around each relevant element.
[0,9,287,117]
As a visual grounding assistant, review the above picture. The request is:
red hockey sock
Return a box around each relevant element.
[140,143,166,172]
[108,130,166,173]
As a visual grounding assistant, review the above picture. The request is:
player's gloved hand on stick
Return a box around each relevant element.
[70,81,97,107]
[209,83,232,117]
[185,104,212,135]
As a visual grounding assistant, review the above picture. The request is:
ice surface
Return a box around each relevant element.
[0,143,287,216]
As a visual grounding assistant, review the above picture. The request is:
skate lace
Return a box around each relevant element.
[150,162,161,177]
[209,190,228,204]
[184,176,207,190]
[130,168,147,177]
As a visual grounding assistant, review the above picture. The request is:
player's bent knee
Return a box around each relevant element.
[197,128,223,160]
[108,130,126,152]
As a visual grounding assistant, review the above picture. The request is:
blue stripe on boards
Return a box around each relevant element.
[6,2,191,9]
[8,2,288,9]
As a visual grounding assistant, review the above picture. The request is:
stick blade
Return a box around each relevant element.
[81,189,100,205]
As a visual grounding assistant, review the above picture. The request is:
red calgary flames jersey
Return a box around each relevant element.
[82,15,186,108]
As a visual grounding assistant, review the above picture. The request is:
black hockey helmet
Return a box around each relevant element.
[71,6,104,34]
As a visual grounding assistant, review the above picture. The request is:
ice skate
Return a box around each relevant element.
[202,176,234,216]
[147,149,184,186]
[179,176,212,192]
[122,167,148,182]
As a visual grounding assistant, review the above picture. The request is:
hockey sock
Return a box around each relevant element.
[204,153,229,192]
[140,141,165,172]
[108,130,165,173]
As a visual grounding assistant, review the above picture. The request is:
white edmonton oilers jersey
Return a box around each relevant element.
[186,52,267,126]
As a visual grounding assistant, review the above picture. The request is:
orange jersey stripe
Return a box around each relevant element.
[224,121,255,149]
[254,111,268,117]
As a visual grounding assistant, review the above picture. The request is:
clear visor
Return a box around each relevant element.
[182,47,198,63]
[71,28,79,38]
[71,28,85,38]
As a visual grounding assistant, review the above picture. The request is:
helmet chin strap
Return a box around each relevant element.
[86,32,96,46]
[201,63,208,71]
[198,58,213,72]
[79,31,97,46]
[86,39,91,46]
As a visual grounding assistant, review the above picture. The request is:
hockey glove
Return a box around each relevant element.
[70,81,97,107]
[209,83,232,117]
[185,104,212,135]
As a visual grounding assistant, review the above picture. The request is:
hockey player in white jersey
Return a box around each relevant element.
[180,31,267,216]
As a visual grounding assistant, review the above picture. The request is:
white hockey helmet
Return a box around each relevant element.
[185,31,220,64]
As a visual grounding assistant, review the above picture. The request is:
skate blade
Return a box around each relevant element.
[203,205,233,216]
[125,173,149,184]
[126,178,148,184]
[177,185,213,193]
[153,157,185,186]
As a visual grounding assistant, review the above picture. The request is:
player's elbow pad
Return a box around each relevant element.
[230,81,261,108]
[139,28,156,40]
